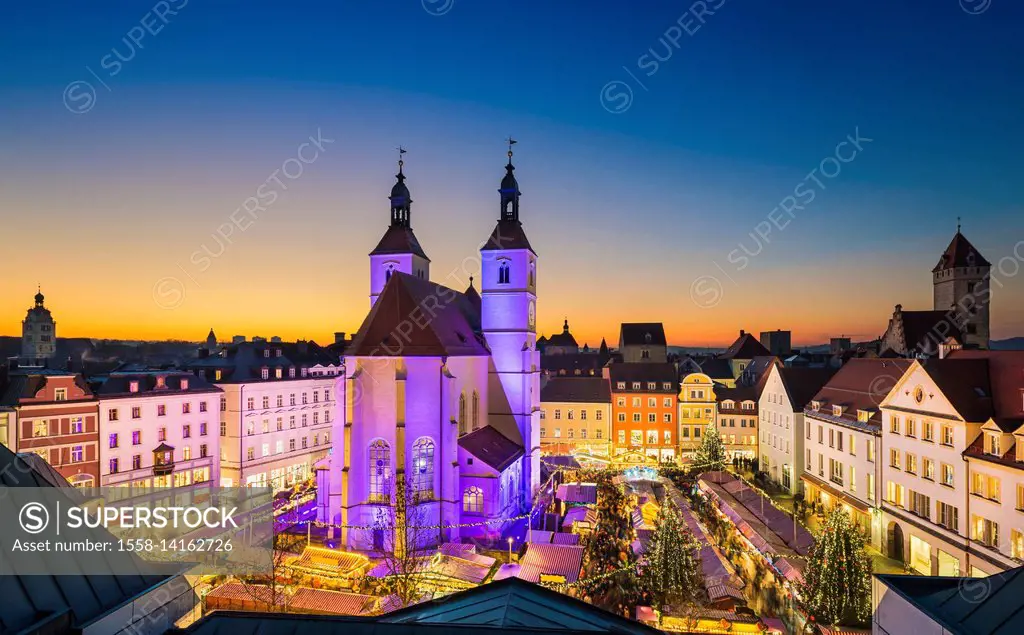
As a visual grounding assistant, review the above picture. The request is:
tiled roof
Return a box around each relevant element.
[697,357,734,380]
[541,353,608,376]
[888,309,963,355]
[459,425,524,472]
[919,358,993,422]
[480,220,535,254]
[720,331,770,360]
[348,272,488,357]
[932,231,990,272]
[805,358,914,428]
[184,339,339,383]
[618,323,666,347]
[516,543,585,583]
[92,371,221,397]
[947,350,1024,428]
[290,588,377,615]
[607,363,678,390]
[370,225,430,260]
[541,377,611,403]
[776,366,838,410]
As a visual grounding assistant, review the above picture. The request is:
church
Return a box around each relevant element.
[318,147,541,553]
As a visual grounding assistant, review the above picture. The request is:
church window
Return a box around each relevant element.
[412,437,435,500]
[529,261,535,286]
[369,440,391,503]
[463,486,483,513]
[458,393,467,435]
[498,261,511,284]
[472,391,480,430]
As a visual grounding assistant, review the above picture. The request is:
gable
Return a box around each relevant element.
[881,363,963,420]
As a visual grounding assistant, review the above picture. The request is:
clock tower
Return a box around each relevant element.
[480,142,540,497]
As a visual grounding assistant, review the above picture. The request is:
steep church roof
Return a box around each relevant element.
[369,225,430,260]
[480,219,535,253]
[933,231,990,272]
[348,272,488,357]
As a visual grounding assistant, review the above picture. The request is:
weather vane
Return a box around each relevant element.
[396,145,406,172]
[506,136,517,161]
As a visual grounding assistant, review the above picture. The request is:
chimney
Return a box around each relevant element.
[739,329,745,337]
[334,332,347,344]
[232,335,246,344]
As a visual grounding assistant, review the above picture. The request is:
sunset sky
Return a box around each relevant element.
[2,1,1023,347]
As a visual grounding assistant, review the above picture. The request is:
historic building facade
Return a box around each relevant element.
[677,373,717,460]
[539,377,611,457]
[94,371,222,491]
[1,369,99,487]
[319,150,540,552]
[608,362,678,465]
[185,339,342,488]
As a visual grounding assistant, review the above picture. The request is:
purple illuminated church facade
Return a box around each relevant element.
[317,149,540,552]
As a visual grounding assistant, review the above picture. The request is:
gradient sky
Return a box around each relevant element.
[2,0,1023,347]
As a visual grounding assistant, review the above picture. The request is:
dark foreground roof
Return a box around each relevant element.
[777,366,838,411]
[0,443,181,635]
[178,578,659,635]
[877,567,1024,635]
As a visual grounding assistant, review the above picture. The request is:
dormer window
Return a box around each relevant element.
[988,433,1001,457]
[129,381,140,394]
[263,350,270,358]
[156,376,166,389]
[289,367,296,378]
[722,400,735,409]
[663,382,671,390]
[617,382,625,389]
[832,405,845,417]
[647,382,656,390]
[261,368,269,380]
[632,382,641,390]
[181,378,189,390]
[276,349,282,357]
[301,367,308,378]
[857,410,870,423]
[215,370,223,381]
[498,260,511,284]
[811,401,821,411]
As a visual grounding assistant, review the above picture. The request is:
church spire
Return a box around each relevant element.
[499,137,521,222]
[389,146,412,228]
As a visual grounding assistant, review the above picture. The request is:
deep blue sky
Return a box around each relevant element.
[1,0,1023,344]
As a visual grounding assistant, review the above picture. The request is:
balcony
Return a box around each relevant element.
[152,442,175,476]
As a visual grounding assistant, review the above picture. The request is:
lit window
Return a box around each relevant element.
[463,486,483,513]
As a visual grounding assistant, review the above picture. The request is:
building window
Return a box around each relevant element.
[890,416,900,434]
[458,393,467,435]
[617,413,626,422]
[71,446,83,463]
[905,418,916,438]
[923,421,933,442]
[971,516,999,548]
[54,388,67,401]
[890,448,901,470]
[923,458,934,480]
[554,409,561,420]
[109,458,119,474]
[182,424,191,439]
[498,261,511,284]
[369,440,391,503]
[942,463,954,487]
[648,413,656,423]
[412,438,435,500]
[942,425,954,446]
[132,430,142,445]
[596,410,603,421]
[463,486,483,513]
[938,501,959,532]
[246,448,255,461]
[131,407,141,419]
[596,429,603,439]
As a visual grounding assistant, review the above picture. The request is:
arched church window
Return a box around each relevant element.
[463,486,483,513]
[472,391,480,430]
[529,261,535,286]
[498,261,510,284]
[412,437,435,500]
[368,439,391,503]
[458,392,467,436]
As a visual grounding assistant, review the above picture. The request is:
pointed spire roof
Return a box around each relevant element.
[371,152,430,260]
[464,276,481,311]
[933,230,990,272]
[482,139,535,254]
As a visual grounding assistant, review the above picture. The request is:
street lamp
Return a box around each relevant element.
[507,537,514,562]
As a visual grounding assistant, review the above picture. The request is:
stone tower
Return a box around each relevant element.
[933,227,990,348]
[22,287,57,364]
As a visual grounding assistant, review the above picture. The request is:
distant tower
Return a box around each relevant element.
[932,223,991,348]
[480,139,540,498]
[368,148,430,306]
[206,328,218,352]
[22,287,57,363]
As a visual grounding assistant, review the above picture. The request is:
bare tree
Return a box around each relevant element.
[370,477,437,608]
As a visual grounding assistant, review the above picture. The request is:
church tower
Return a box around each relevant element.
[480,141,541,497]
[369,151,430,307]
[933,224,991,348]
[22,287,57,364]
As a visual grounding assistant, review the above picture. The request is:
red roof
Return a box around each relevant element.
[516,543,584,583]
[933,231,990,272]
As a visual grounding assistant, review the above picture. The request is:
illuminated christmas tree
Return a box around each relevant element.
[798,507,872,626]
[692,422,727,473]
[639,498,703,609]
